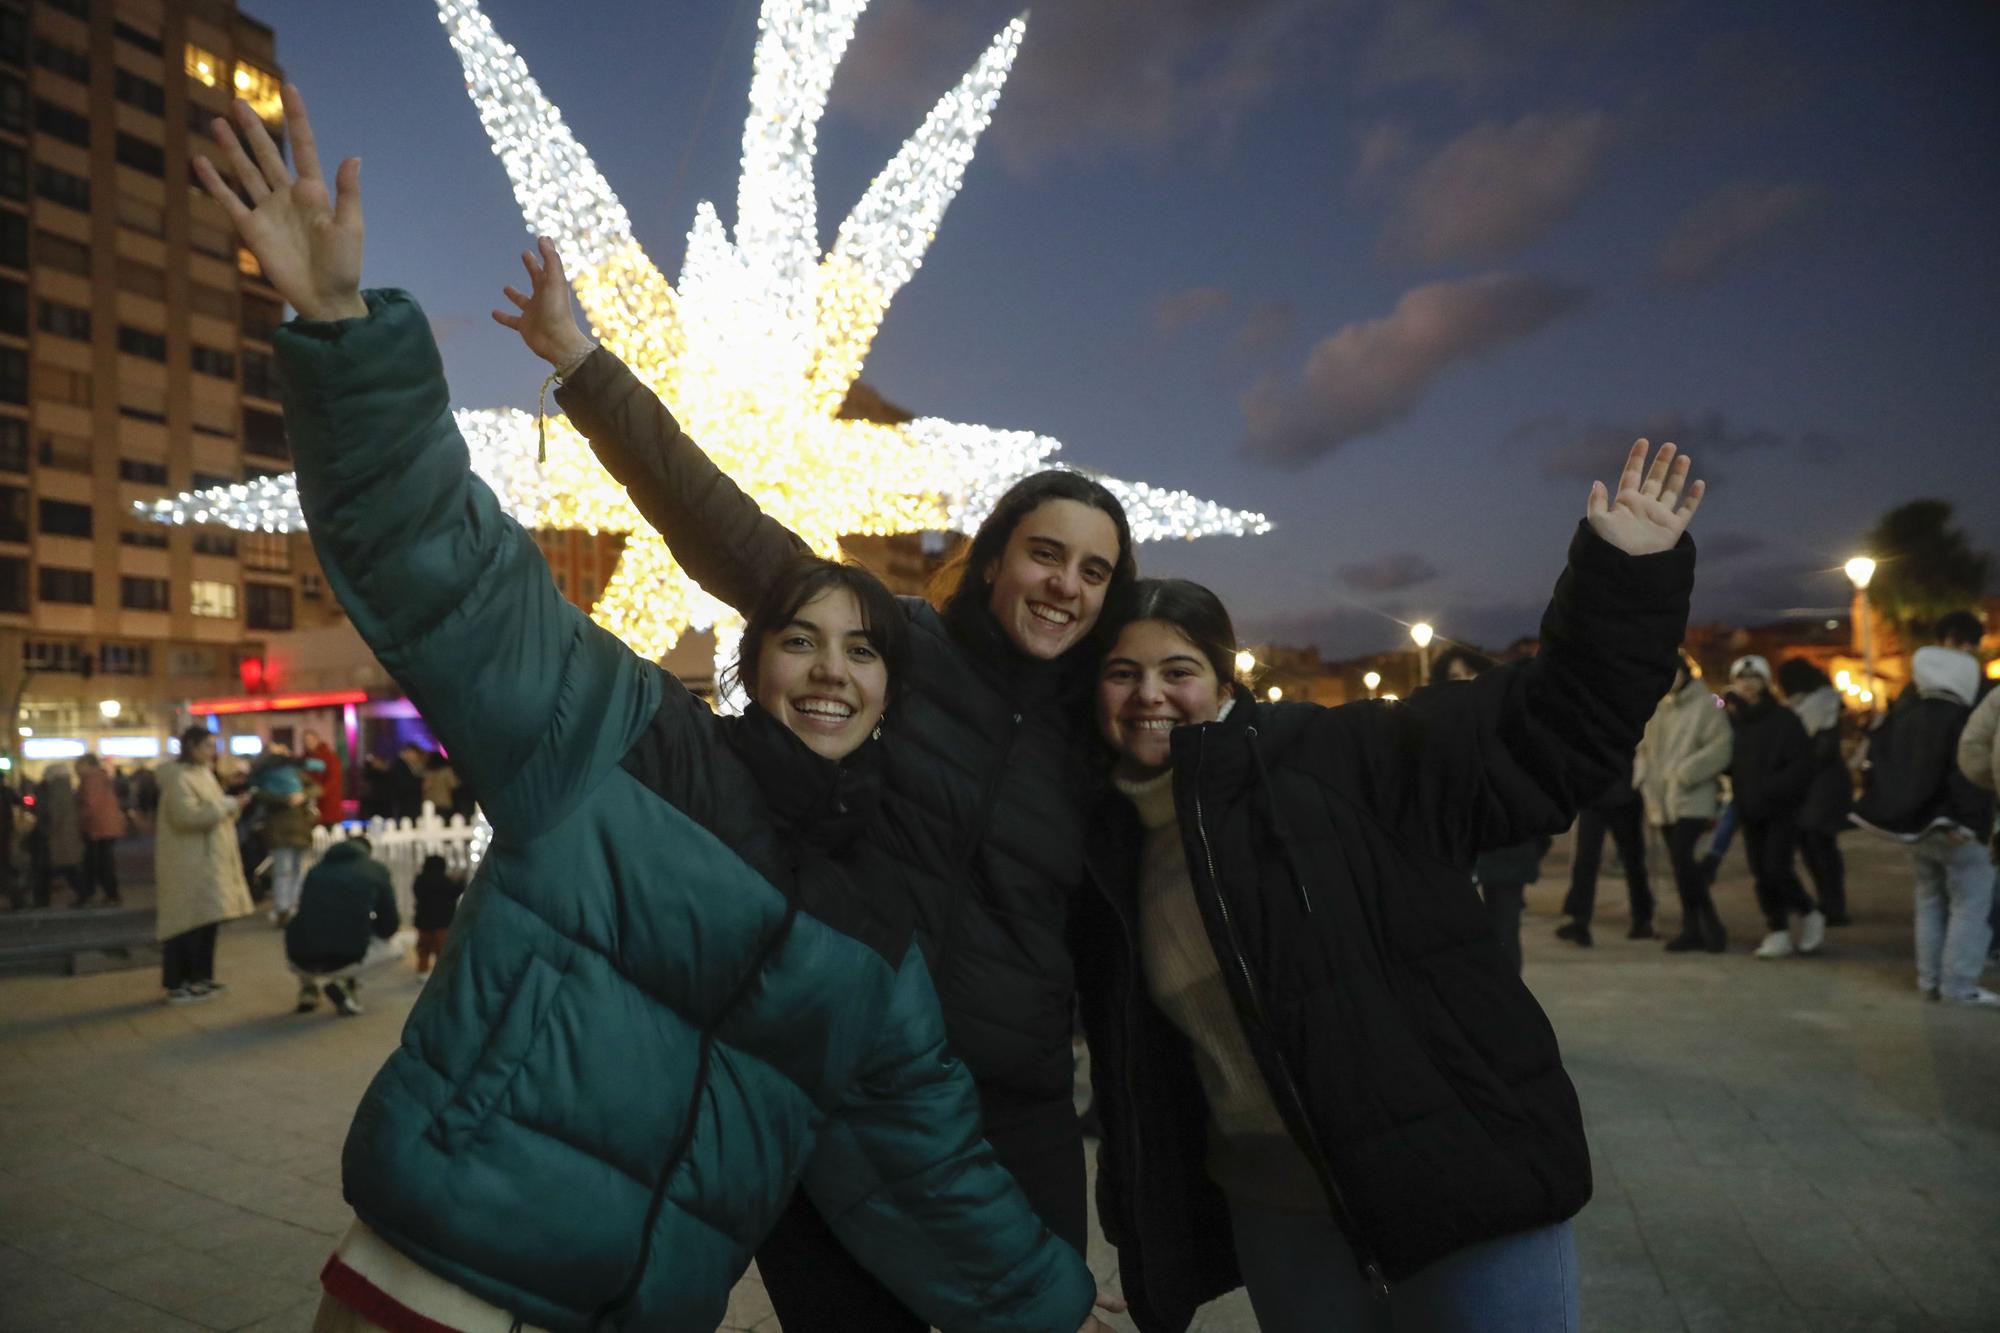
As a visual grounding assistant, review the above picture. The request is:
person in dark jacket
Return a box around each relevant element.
[1726,656,1825,959]
[1854,646,1997,1005]
[1777,657,1853,925]
[503,233,1136,1326]
[1555,759,1654,946]
[1078,440,1702,1332]
[1432,648,1553,971]
[285,836,404,1016]
[195,94,1114,1333]
[410,852,463,977]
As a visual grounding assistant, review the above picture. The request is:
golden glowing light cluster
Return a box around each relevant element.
[138,0,1269,683]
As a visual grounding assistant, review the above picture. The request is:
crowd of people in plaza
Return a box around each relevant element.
[1543,610,1998,1007]
[108,77,1981,1333]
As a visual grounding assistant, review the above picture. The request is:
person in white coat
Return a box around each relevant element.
[154,727,255,1003]
[1636,654,1735,952]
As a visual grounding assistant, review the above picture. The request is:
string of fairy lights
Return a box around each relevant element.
[136,0,1272,687]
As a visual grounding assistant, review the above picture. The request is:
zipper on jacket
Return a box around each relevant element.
[932,710,1025,977]
[1189,727,1392,1303]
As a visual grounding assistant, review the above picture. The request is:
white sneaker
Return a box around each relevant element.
[1796,910,1826,955]
[1753,930,1796,959]
[1946,987,2000,1008]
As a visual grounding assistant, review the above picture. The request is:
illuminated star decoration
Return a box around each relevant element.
[139,0,1270,691]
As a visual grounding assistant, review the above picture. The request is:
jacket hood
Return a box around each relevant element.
[1912,645,1979,705]
[321,839,371,864]
[1790,685,1842,736]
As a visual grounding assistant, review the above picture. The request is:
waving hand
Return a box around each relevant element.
[1586,439,1706,556]
[191,84,366,323]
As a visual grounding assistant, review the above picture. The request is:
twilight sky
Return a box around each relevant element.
[256,0,2000,658]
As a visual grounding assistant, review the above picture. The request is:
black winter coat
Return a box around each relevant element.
[1076,525,1693,1331]
[1796,727,1854,834]
[1854,694,1997,840]
[558,352,1094,1104]
[1728,696,1812,820]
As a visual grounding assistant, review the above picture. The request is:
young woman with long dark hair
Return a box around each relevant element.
[499,239,1134,1328]
[1074,443,1704,1331]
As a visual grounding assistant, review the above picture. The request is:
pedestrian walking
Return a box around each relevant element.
[1078,438,1702,1332]
[301,728,345,826]
[195,89,1112,1333]
[1637,657,1734,952]
[286,837,404,1016]
[409,853,462,976]
[252,756,318,925]
[509,225,1138,1322]
[1778,658,1853,925]
[154,727,255,1003]
[1556,760,1655,946]
[1855,646,1997,1005]
[74,755,128,907]
[31,763,84,909]
[1726,656,1825,958]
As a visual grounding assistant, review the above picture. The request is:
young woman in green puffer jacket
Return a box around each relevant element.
[194,87,1116,1333]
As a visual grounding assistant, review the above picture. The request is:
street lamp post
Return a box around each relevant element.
[1410,622,1434,688]
[1234,649,1256,684]
[1844,557,1877,712]
[1363,670,1381,699]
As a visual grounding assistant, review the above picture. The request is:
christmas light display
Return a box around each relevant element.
[138,0,1270,680]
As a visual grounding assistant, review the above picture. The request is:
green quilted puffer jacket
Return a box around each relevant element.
[279,291,1095,1333]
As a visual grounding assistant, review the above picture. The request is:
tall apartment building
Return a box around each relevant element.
[0,0,318,770]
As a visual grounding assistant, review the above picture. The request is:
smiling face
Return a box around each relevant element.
[983,498,1121,660]
[1097,619,1230,773]
[750,586,890,762]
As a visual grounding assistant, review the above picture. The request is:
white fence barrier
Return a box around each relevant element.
[302,803,486,926]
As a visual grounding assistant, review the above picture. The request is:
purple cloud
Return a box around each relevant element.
[1243,273,1587,465]
[1655,181,1820,289]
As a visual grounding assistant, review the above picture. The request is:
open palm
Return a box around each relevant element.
[1586,439,1706,556]
[191,85,365,323]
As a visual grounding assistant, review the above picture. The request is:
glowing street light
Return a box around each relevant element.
[1234,650,1257,678]
[98,700,121,721]
[1266,685,1283,703]
[1363,670,1381,698]
[1410,622,1434,685]
[1846,556,1879,713]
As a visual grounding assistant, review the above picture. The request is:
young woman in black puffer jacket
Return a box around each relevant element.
[1076,442,1701,1333]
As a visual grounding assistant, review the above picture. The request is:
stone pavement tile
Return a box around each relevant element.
[721,1260,775,1331]
[1580,1289,1686,1332]
[1806,1311,1947,1333]
[1185,1291,1257,1331]
[0,1262,199,1332]
[232,1294,324,1333]
[1671,1277,1810,1333]
[90,1242,256,1318]
[176,1269,320,1333]
[1848,1221,2000,1327]
[0,1195,173,1272]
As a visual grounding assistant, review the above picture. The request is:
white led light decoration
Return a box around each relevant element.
[137,0,1270,694]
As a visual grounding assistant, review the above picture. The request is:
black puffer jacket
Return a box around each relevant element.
[1728,696,1812,820]
[558,353,1093,1104]
[1076,525,1692,1331]
[1854,693,1997,841]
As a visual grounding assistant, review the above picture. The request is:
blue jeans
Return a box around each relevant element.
[270,846,307,915]
[1228,1201,1578,1332]
[1910,832,1995,999]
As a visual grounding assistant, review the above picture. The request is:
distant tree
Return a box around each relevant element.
[1861,500,1991,638]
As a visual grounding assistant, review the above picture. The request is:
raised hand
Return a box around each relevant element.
[192,86,363,323]
[1586,439,1706,557]
[492,237,594,368]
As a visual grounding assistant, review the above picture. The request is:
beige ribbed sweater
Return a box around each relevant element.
[1115,763,1327,1215]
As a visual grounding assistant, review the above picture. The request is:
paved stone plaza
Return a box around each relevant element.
[2,834,1996,1332]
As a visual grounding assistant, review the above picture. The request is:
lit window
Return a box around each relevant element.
[184,43,222,90]
[190,580,237,619]
[232,63,282,122]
